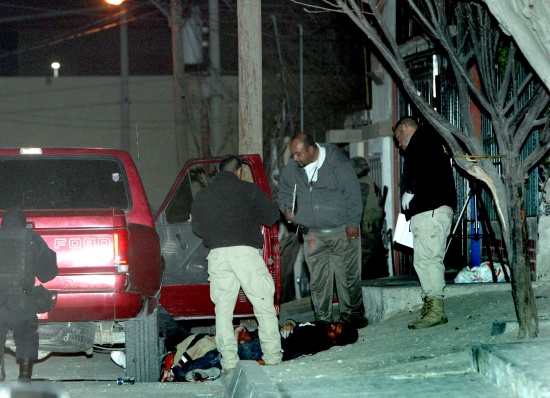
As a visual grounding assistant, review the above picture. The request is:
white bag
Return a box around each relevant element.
[454,266,476,283]
[393,213,413,249]
[453,262,511,283]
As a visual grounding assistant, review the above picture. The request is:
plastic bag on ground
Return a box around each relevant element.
[454,262,510,283]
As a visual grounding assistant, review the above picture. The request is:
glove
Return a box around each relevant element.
[401,192,414,211]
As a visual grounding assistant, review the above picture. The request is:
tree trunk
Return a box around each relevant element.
[506,179,539,338]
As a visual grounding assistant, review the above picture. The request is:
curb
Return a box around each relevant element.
[225,361,279,398]
[471,339,550,398]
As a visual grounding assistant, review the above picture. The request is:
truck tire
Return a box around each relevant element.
[125,308,160,382]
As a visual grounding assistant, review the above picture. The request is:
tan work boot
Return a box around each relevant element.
[408,296,448,329]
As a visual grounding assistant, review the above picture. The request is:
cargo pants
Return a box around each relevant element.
[207,246,282,371]
[410,206,453,299]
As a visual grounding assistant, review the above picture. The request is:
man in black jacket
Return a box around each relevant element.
[0,208,58,381]
[191,156,282,375]
[393,117,456,329]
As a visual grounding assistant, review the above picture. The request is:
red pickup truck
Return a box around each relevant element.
[0,149,279,382]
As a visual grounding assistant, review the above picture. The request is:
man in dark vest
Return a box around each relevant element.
[0,208,58,381]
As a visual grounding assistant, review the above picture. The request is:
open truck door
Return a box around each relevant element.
[155,154,281,320]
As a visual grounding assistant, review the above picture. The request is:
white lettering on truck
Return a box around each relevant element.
[54,238,111,249]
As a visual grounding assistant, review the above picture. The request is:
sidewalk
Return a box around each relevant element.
[226,277,550,397]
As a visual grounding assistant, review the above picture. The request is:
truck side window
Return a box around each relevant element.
[164,162,252,224]
[165,165,215,223]
[165,171,194,223]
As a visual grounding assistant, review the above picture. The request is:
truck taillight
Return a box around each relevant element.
[114,230,129,271]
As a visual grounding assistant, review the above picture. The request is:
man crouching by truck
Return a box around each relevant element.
[0,208,58,381]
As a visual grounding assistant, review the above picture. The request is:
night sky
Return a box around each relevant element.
[0,1,366,78]
[0,1,368,134]
[0,1,177,76]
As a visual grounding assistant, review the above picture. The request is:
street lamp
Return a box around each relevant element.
[51,62,60,78]
[106,0,130,153]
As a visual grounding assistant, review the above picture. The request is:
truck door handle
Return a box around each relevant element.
[175,233,188,250]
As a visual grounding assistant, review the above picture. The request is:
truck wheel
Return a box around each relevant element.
[125,308,160,382]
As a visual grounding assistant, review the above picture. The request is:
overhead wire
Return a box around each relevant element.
[0,6,157,60]
[0,5,112,24]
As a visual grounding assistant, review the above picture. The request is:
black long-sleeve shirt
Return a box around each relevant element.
[191,171,279,249]
[401,126,457,220]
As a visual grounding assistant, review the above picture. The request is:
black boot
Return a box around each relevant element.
[18,358,33,381]
[1,354,5,381]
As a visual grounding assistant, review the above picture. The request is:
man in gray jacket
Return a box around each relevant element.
[278,133,368,329]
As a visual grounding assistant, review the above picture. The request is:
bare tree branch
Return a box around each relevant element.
[515,88,550,156]
[522,142,550,175]
[292,0,341,14]
[496,42,515,107]
[503,71,535,116]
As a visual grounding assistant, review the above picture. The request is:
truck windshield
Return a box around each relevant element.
[0,157,129,210]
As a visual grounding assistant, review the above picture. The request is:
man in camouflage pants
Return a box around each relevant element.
[351,157,388,280]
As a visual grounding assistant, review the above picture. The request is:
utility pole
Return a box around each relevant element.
[107,0,130,153]
[208,0,222,156]
[171,0,187,168]
[237,0,262,157]
[120,3,130,153]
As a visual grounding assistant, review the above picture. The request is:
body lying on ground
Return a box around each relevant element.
[159,319,358,382]
[110,308,359,382]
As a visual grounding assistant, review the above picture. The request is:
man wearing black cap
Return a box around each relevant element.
[0,208,58,381]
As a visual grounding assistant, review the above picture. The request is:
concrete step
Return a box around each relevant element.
[471,338,550,398]
[228,361,512,398]
[281,373,511,397]
[362,276,513,324]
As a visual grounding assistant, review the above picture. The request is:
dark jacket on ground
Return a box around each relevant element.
[191,171,279,249]
[278,144,362,229]
[281,321,333,361]
[401,125,457,220]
